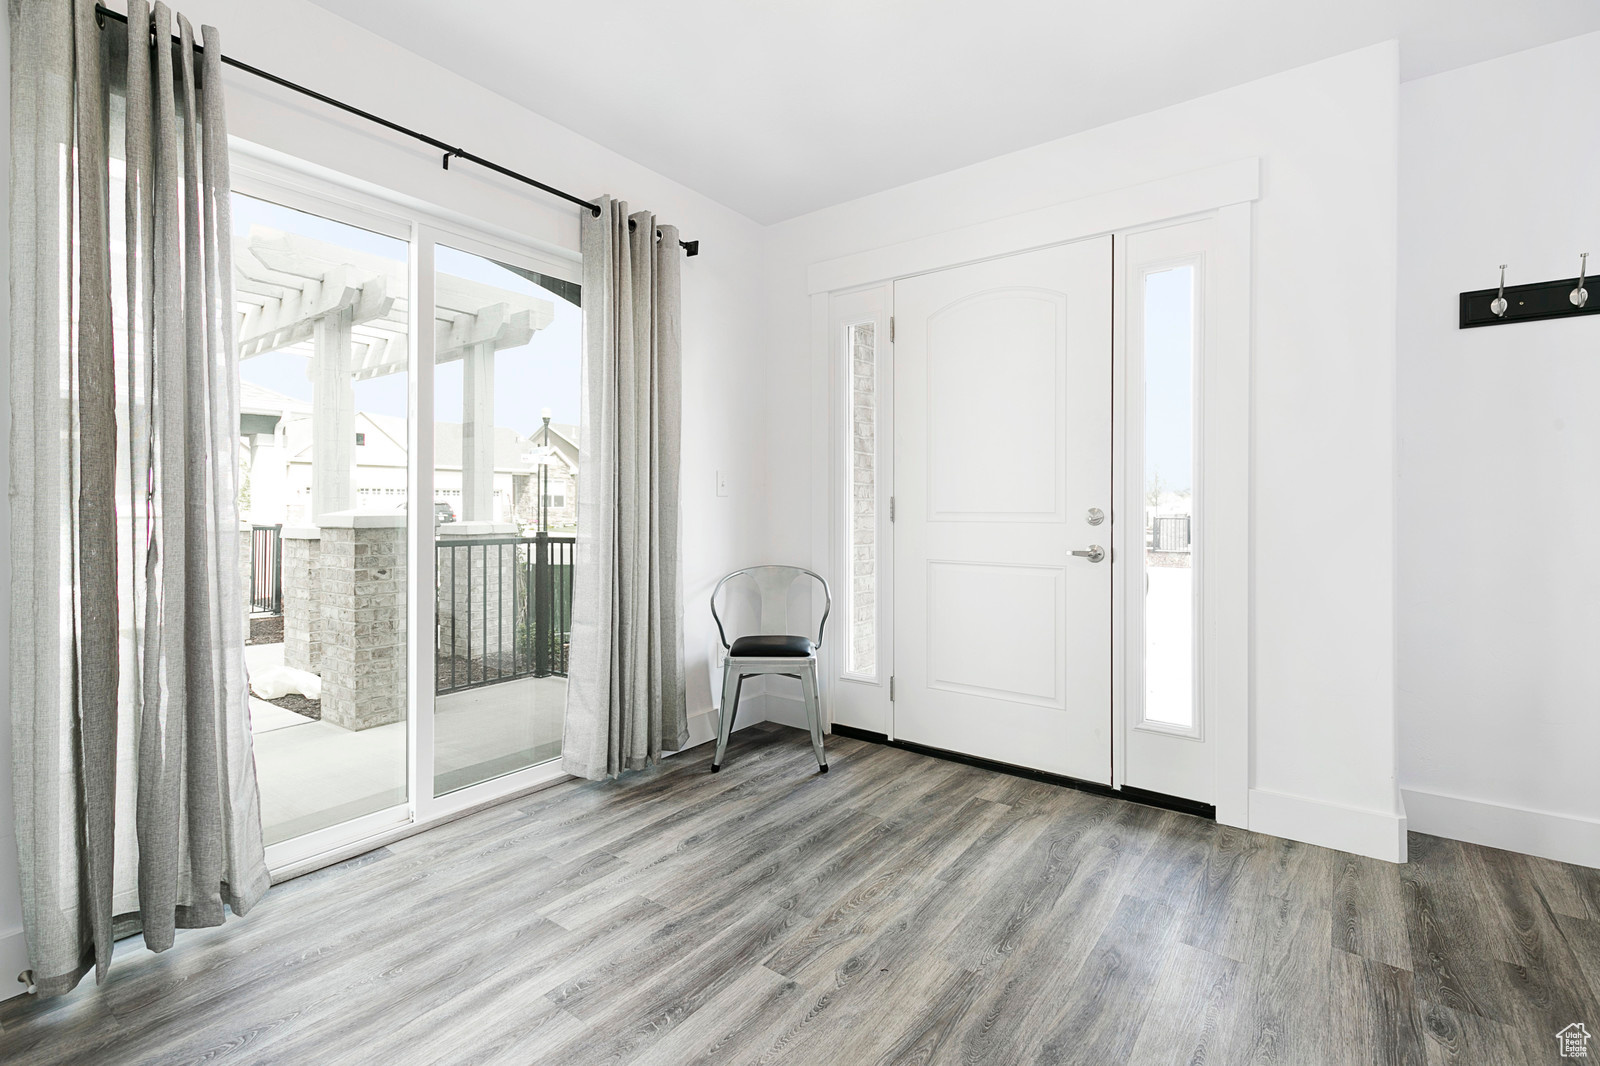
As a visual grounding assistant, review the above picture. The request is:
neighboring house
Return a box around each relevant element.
[420,417,579,531]
[520,421,580,531]
[240,381,579,531]
[239,380,312,526]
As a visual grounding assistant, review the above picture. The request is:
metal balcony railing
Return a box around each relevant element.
[250,524,284,615]
[1149,514,1192,552]
[436,534,575,695]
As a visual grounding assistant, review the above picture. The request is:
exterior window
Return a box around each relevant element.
[847,321,878,678]
[1141,266,1196,728]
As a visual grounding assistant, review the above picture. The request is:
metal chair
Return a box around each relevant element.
[709,565,831,773]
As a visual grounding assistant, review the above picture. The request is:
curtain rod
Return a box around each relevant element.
[93,4,700,257]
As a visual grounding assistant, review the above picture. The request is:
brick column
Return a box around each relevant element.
[281,527,323,672]
[317,514,407,730]
[240,522,254,625]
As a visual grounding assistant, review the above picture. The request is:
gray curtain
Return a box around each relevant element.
[10,0,269,997]
[562,198,687,779]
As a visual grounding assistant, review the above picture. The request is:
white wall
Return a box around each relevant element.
[764,43,1405,860]
[0,0,771,988]
[1397,31,1600,867]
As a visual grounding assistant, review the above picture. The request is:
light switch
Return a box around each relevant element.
[716,470,729,497]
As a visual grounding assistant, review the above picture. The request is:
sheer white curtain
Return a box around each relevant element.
[561,198,687,779]
[9,0,268,997]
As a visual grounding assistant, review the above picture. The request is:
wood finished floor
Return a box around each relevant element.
[2,723,1597,1065]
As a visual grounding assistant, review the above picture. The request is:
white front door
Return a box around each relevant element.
[892,238,1113,782]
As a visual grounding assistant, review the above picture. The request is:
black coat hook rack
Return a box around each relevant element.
[1460,254,1595,328]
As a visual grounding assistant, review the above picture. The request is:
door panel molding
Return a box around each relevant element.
[893,238,1112,783]
[925,288,1067,521]
[925,560,1066,709]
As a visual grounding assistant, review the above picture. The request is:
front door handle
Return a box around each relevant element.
[1071,545,1105,564]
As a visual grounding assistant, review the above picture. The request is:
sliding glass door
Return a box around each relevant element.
[231,162,582,867]
[233,192,412,847]
[430,244,580,797]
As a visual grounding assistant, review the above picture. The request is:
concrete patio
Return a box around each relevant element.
[246,642,565,845]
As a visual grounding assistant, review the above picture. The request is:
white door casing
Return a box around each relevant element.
[829,286,893,735]
[817,171,1255,826]
[1117,217,1218,803]
[892,237,1113,782]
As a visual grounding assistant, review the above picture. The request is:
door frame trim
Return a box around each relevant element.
[811,164,1256,828]
[806,158,1259,295]
[826,285,895,736]
[1112,213,1251,821]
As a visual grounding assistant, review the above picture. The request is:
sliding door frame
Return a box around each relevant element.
[411,222,578,826]
[232,150,579,875]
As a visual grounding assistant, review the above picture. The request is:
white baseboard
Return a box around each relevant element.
[1248,787,1407,863]
[0,926,28,1001]
[679,672,802,749]
[763,690,811,731]
[676,707,720,752]
[673,698,767,755]
[0,824,27,999]
[1402,787,1600,870]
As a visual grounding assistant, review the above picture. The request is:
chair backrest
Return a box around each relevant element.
[710,566,831,650]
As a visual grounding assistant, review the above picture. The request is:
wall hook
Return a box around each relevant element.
[1462,257,1600,328]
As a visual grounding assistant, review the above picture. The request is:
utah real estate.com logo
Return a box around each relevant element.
[1560,1023,1593,1059]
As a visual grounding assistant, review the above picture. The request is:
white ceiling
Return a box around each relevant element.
[304,0,1600,224]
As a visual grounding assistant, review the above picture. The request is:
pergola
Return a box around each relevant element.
[233,227,555,523]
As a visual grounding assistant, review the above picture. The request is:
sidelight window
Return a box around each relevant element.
[846,320,880,679]
[1139,265,1197,730]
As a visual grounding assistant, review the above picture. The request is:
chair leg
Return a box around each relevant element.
[714,668,743,772]
[801,661,827,772]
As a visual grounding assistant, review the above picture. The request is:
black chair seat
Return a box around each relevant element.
[729,634,815,658]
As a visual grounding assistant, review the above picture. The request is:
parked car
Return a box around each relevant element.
[436,501,456,523]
